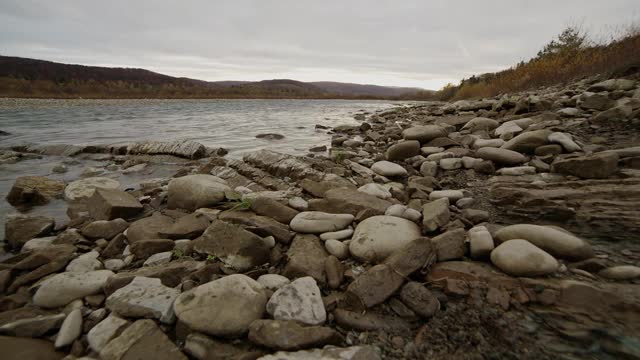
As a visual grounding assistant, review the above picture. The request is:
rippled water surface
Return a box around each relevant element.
[0,98,410,245]
[0,98,406,156]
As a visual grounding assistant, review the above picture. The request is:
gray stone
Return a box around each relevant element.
[371,161,407,177]
[495,224,593,260]
[399,282,440,318]
[54,309,82,348]
[33,270,114,308]
[289,212,354,233]
[402,125,447,143]
[431,229,466,261]
[476,147,528,165]
[283,234,328,284]
[491,239,558,276]
[257,345,381,360]
[349,215,422,263]
[422,198,450,232]
[106,276,180,324]
[100,319,187,360]
[174,274,267,337]
[128,140,205,159]
[386,140,420,161]
[88,188,143,220]
[168,174,230,211]
[81,218,128,240]
[599,265,640,280]
[248,320,340,351]
[65,177,120,201]
[87,314,130,353]
[501,130,552,154]
[6,176,64,206]
[469,226,494,259]
[551,152,619,179]
[266,277,326,325]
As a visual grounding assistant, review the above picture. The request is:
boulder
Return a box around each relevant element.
[475,147,527,165]
[349,215,422,263]
[386,140,420,161]
[128,140,205,159]
[248,320,340,351]
[106,276,180,324]
[87,314,130,353]
[402,125,447,143]
[490,239,558,276]
[174,274,267,337]
[81,218,129,240]
[54,309,82,348]
[100,319,187,360]
[495,224,593,260]
[323,188,392,216]
[193,220,270,272]
[6,176,64,206]
[250,197,299,224]
[5,215,55,249]
[422,198,450,232]
[430,229,466,261]
[371,161,407,177]
[399,282,440,318]
[88,188,143,220]
[551,152,619,179]
[126,213,174,243]
[266,277,326,325]
[289,212,354,233]
[283,234,328,283]
[65,177,120,201]
[33,270,114,308]
[501,130,552,154]
[167,174,230,211]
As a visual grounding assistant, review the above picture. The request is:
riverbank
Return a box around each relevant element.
[0,72,639,359]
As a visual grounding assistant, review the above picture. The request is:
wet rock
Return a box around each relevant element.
[126,213,174,243]
[324,188,392,216]
[267,277,326,325]
[87,314,130,353]
[0,336,66,360]
[495,224,593,260]
[33,270,114,308]
[193,220,270,272]
[87,188,143,220]
[551,152,619,179]
[422,197,450,231]
[349,215,422,263]
[248,319,340,351]
[599,265,640,280]
[100,319,187,360]
[81,218,128,240]
[283,234,328,283]
[159,213,210,239]
[167,174,230,211]
[399,282,440,318]
[491,239,558,276]
[386,140,420,161]
[431,228,466,261]
[65,177,120,201]
[289,212,354,233]
[6,176,64,207]
[256,133,285,140]
[54,309,82,348]
[251,197,299,224]
[501,130,552,154]
[106,276,179,324]
[371,160,407,177]
[402,125,447,143]
[5,214,55,249]
[128,140,205,159]
[174,274,267,337]
[476,147,527,165]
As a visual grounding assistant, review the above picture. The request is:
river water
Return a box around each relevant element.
[0,98,410,244]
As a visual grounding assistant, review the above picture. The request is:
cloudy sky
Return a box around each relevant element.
[1,1,639,90]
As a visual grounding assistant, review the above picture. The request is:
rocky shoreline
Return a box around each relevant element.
[1,74,640,359]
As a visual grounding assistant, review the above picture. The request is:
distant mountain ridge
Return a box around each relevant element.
[0,55,435,99]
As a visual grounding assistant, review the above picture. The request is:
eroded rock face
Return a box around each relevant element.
[349,215,422,263]
[128,140,206,159]
[551,152,619,179]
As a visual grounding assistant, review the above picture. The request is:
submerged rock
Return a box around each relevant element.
[6,176,64,207]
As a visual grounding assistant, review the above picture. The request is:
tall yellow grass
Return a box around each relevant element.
[441,26,640,100]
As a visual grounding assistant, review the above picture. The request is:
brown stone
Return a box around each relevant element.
[333,309,410,332]
[282,234,328,284]
[248,319,341,351]
[6,176,64,207]
[130,239,174,259]
[0,335,65,360]
[250,197,299,224]
[430,229,466,261]
[100,319,187,360]
[88,188,143,220]
[551,152,619,179]
[158,213,210,239]
[126,213,174,243]
[5,215,55,249]
[325,256,344,289]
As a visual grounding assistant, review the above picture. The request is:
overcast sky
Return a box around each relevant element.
[1,1,639,90]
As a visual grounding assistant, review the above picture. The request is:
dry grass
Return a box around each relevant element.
[441,25,640,100]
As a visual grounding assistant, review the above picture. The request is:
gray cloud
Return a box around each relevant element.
[1,0,639,89]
